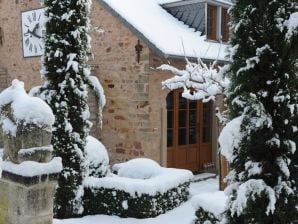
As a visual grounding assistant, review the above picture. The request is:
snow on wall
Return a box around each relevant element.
[1,157,63,177]
[101,0,229,61]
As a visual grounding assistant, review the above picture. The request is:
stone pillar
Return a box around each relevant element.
[0,170,59,224]
[0,80,61,224]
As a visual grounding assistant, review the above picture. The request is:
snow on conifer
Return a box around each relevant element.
[39,0,96,218]
[223,1,298,223]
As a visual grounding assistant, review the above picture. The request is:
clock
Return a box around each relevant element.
[21,8,46,57]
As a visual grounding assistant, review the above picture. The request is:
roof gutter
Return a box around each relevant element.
[162,0,232,8]
[164,53,230,64]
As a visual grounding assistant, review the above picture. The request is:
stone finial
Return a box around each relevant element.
[0,79,55,164]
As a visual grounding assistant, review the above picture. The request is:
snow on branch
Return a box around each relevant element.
[159,58,230,102]
[286,12,298,38]
[227,179,276,217]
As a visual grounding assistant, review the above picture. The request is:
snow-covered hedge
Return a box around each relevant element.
[83,159,193,218]
[192,192,226,224]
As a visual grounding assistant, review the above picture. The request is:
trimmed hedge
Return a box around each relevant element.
[83,182,190,218]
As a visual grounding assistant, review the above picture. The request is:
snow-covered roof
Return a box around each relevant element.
[98,0,230,62]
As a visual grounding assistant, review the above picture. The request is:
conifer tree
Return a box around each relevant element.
[40,0,92,218]
[224,1,298,223]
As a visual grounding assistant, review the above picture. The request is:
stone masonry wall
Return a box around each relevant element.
[90,3,155,164]
[0,0,43,90]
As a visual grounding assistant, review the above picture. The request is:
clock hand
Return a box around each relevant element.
[25,29,42,39]
[32,23,42,39]
[32,32,42,39]
[32,23,39,34]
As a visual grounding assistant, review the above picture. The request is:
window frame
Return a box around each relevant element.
[206,4,218,41]
[205,3,230,42]
[221,7,230,42]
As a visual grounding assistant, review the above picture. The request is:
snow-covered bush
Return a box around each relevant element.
[85,136,109,178]
[83,166,193,218]
[192,192,226,224]
[112,158,162,179]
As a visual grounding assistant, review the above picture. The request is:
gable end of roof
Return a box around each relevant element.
[96,0,170,59]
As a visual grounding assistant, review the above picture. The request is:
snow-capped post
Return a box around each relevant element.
[38,0,101,218]
[0,80,62,224]
[223,1,298,223]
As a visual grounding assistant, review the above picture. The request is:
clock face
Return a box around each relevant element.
[21,8,46,57]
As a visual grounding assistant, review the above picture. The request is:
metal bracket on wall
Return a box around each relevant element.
[135,39,143,63]
[0,27,3,46]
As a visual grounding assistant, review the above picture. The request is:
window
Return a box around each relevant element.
[207,4,230,42]
[207,5,217,40]
[221,8,230,42]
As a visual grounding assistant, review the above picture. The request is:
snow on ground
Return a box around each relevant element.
[55,177,220,224]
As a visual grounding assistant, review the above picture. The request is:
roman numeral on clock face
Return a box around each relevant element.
[32,12,36,21]
[27,15,32,23]
[25,38,30,46]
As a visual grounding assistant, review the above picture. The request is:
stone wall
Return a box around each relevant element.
[0,0,42,90]
[90,2,152,164]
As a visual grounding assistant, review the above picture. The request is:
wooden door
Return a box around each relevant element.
[167,90,213,172]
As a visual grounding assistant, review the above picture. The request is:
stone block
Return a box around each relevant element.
[0,171,58,224]
[3,124,52,164]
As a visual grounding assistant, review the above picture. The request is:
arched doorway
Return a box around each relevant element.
[166,89,213,172]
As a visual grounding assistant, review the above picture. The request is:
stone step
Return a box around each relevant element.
[192,172,217,183]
